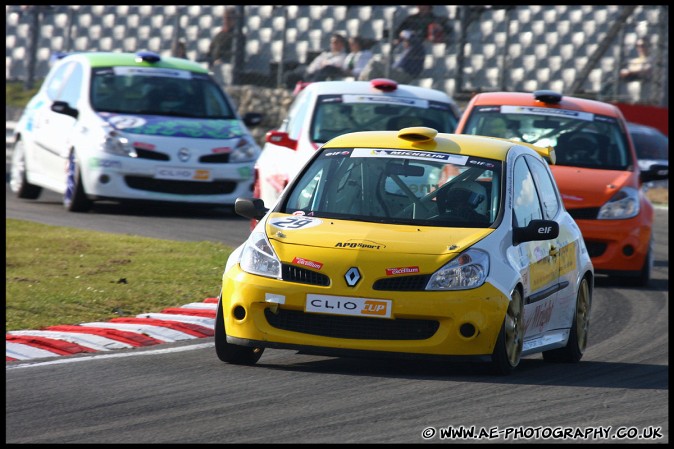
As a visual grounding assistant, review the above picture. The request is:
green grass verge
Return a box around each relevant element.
[6,218,233,331]
[6,80,41,109]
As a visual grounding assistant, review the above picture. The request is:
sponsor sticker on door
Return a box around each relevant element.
[306,294,392,319]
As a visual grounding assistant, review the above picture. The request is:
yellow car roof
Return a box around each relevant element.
[323,127,556,164]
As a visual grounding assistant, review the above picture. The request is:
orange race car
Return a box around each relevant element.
[456,90,668,286]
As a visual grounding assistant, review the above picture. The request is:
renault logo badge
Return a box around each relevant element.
[178,147,191,162]
[344,267,361,287]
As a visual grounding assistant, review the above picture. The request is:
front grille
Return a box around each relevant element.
[134,148,170,161]
[281,264,330,286]
[567,208,599,220]
[199,153,230,163]
[124,176,237,195]
[264,308,439,340]
[373,274,431,291]
[584,241,607,258]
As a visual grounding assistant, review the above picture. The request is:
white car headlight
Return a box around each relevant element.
[597,187,639,219]
[229,137,258,163]
[102,130,137,157]
[239,231,282,279]
[426,249,489,290]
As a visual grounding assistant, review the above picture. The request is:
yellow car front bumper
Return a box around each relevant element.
[221,264,510,358]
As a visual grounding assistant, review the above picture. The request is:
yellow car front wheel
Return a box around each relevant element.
[490,287,524,375]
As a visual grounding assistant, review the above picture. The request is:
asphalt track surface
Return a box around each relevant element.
[5,175,669,443]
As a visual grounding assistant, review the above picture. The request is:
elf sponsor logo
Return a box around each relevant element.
[386,266,420,276]
[324,151,351,157]
[292,257,323,270]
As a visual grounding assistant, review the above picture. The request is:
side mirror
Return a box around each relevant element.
[513,219,559,245]
[242,112,263,128]
[265,130,298,151]
[640,163,669,183]
[51,101,78,119]
[235,197,268,220]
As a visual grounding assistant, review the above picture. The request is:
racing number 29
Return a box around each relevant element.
[272,217,316,229]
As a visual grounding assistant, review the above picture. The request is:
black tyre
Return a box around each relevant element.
[63,150,92,212]
[215,294,264,365]
[9,139,42,199]
[543,277,591,363]
[490,287,524,375]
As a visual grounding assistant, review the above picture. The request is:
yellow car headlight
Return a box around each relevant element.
[426,249,489,290]
[239,231,282,279]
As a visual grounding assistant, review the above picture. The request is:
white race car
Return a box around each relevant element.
[10,51,262,212]
[254,78,461,210]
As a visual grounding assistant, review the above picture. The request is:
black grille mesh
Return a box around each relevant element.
[134,148,170,161]
[124,176,237,195]
[264,308,439,340]
[200,153,230,163]
[567,208,599,220]
[373,274,431,291]
[584,241,607,258]
[281,264,330,286]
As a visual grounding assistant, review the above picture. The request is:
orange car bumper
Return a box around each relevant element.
[575,203,653,274]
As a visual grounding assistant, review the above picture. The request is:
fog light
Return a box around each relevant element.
[233,305,246,320]
[622,245,635,256]
[459,322,477,338]
[99,174,110,184]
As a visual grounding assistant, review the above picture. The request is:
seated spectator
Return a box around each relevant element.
[284,33,348,88]
[342,36,374,79]
[395,5,453,45]
[358,30,425,84]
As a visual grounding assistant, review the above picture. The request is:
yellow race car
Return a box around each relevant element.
[216,127,594,375]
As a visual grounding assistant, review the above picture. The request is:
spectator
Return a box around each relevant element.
[394,5,453,45]
[358,30,425,84]
[342,36,374,79]
[284,33,348,88]
[207,6,244,68]
[171,38,188,59]
[620,38,653,82]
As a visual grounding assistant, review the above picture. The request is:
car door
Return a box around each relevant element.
[257,88,313,206]
[511,155,563,341]
[32,61,83,189]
